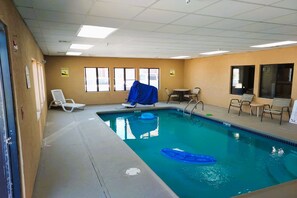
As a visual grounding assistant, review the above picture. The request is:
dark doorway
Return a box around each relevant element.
[0,21,21,198]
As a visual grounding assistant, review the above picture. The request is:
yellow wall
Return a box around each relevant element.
[184,46,297,109]
[0,0,46,197]
[45,56,185,104]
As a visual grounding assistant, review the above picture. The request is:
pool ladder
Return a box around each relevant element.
[183,99,204,116]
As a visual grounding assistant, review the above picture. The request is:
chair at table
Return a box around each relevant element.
[49,89,85,112]
[184,87,200,102]
[228,94,254,116]
[261,98,291,125]
[165,88,179,103]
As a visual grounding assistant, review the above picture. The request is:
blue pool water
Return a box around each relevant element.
[99,109,297,197]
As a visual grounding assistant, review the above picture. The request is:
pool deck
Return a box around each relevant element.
[33,102,297,198]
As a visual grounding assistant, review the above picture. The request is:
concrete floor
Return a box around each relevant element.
[33,102,297,198]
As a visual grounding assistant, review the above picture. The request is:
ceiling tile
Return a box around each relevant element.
[32,0,94,15]
[206,19,253,29]
[84,16,127,28]
[233,6,295,21]
[272,0,297,9]
[13,0,33,7]
[38,21,80,31]
[17,7,36,19]
[172,14,221,27]
[186,28,222,36]
[266,26,297,35]
[151,0,219,13]
[89,2,145,19]
[24,19,40,28]
[155,25,196,34]
[239,22,282,32]
[122,21,164,31]
[196,0,261,17]
[234,0,283,5]
[134,9,186,23]
[35,10,86,24]
[96,0,158,7]
[267,13,297,25]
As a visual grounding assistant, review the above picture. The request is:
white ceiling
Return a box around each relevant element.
[13,0,297,59]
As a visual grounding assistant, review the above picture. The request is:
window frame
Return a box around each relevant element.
[259,63,294,99]
[114,67,136,91]
[84,67,110,92]
[230,65,255,95]
[139,68,159,89]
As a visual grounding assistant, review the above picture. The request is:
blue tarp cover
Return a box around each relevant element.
[127,81,158,105]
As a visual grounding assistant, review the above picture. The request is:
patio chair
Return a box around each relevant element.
[228,94,254,116]
[261,98,291,125]
[165,88,179,103]
[49,89,85,112]
[184,87,200,102]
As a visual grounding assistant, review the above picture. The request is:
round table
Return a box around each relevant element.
[250,103,264,117]
[173,89,190,102]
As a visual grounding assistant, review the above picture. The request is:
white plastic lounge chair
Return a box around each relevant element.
[122,103,136,108]
[261,98,291,125]
[228,94,254,116]
[49,89,85,112]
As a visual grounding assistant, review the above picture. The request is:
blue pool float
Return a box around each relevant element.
[161,148,216,164]
[139,113,155,120]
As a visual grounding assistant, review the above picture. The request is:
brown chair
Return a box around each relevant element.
[261,98,291,125]
[228,94,254,116]
[165,88,179,103]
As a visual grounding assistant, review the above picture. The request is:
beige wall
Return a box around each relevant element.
[0,0,46,197]
[184,46,297,110]
[45,56,185,104]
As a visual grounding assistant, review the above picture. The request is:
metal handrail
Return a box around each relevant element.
[190,100,204,116]
[183,99,194,115]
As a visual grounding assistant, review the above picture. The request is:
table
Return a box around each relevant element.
[173,89,190,102]
[250,103,264,117]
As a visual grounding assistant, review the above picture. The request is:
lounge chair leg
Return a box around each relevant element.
[228,105,231,113]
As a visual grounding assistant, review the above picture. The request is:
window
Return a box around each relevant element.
[260,63,294,98]
[139,68,159,89]
[85,67,109,92]
[114,68,135,91]
[230,65,255,95]
[32,60,46,119]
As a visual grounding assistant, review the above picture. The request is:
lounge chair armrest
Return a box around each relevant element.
[65,98,75,104]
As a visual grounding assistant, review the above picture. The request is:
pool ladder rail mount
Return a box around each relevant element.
[183,99,204,116]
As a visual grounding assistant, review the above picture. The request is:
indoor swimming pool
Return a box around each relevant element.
[98,109,297,197]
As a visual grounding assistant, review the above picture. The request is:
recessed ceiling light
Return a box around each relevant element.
[77,25,118,39]
[171,56,190,59]
[250,41,297,48]
[70,44,94,50]
[66,52,82,56]
[200,50,229,55]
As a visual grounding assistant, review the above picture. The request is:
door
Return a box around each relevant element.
[0,21,21,198]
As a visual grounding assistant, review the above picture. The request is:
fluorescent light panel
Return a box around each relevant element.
[77,25,118,39]
[70,44,93,50]
[66,52,82,56]
[200,50,229,55]
[251,41,297,48]
[171,56,190,59]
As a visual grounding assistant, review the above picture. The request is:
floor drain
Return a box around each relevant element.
[125,168,141,176]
